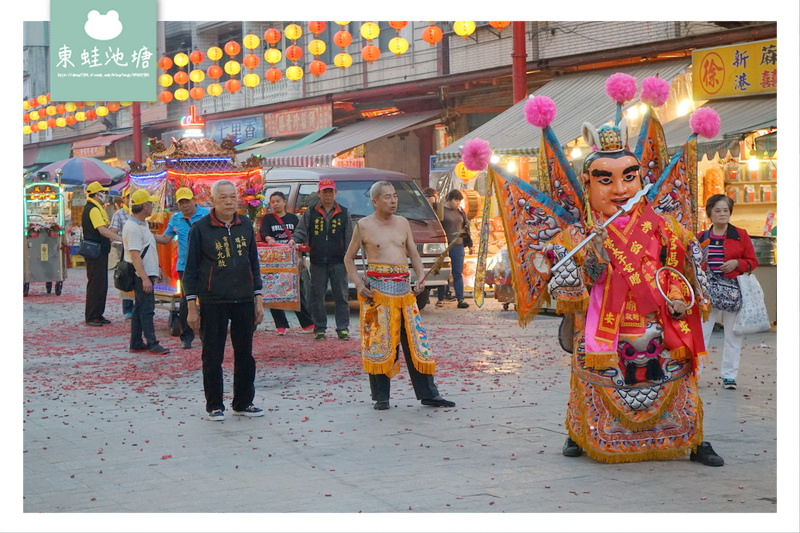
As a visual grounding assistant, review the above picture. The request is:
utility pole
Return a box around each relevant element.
[132,102,142,163]
[512,22,528,104]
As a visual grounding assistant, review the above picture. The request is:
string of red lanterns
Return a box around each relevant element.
[23,21,500,130]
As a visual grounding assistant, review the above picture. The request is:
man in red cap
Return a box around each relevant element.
[290,179,353,340]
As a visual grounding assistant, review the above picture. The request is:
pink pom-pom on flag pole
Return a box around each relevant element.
[524,95,557,128]
[461,138,492,172]
[640,76,670,108]
[605,72,637,103]
[689,107,721,139]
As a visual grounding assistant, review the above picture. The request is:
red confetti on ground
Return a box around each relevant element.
[161,455,172,460]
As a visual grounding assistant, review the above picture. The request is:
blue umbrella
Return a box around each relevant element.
[36,157,127,186]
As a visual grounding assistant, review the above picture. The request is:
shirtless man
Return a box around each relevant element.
[344,180,455,410]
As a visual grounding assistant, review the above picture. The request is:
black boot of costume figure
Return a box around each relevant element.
[562,437,582,457]
[690,441,724,466]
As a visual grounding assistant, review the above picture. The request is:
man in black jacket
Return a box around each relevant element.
[184,180,265,421]
[290,179,353,341]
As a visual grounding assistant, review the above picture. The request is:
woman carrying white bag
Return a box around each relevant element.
[697,194,759,391]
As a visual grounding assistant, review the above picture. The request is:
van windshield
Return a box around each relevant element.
[297,180,436,222]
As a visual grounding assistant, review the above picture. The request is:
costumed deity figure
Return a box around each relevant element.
[477,72,724,466]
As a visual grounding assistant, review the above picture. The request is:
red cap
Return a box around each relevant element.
[318,179,336,191]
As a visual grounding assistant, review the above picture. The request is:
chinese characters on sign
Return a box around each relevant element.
[692,39,777,99]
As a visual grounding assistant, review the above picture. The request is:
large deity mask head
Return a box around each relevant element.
[581,121,643,219]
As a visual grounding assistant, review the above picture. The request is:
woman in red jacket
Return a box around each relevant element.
[697,194,758,391]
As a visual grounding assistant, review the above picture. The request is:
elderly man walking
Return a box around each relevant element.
[184,180,265,421]
[344,180,455,410]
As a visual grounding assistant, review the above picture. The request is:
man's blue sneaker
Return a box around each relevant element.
[722,378,737,390]
[232,405,264,417]
[207,409,224,421]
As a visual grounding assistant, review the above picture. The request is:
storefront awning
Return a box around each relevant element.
[234,136,270,152]
[236,128,338,161]
[661,95,776,158]
[436,59,691,163]
[71,133,132,158]
[34,142,73,164]
[23,147,40,167]
[262,112,440,167]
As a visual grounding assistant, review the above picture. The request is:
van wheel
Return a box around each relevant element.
[416,290,429,310]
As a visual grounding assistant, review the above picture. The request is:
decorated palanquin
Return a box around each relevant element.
[127,115,264,298]
[258,244,302,311]
[474,73,723,464]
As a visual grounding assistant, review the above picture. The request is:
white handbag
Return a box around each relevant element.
[733,273,771,335]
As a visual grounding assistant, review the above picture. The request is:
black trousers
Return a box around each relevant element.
[200,301,256,412]
[84,252,109,322]
[368,318,440,402]
[177,271,195,344]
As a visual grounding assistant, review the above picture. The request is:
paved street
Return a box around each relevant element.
[13,268,793,532]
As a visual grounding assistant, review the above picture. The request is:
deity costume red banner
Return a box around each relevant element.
[588,203,706,367]
[258,244,301,311]
[358,264,436,377]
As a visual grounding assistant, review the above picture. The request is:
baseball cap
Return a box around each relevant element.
[130,189,159,206]
[175,187,194,202]
[86,181,109,195]
[318,179,336,192]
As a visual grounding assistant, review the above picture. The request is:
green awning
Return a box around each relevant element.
[268,127,337,156]
[235,136,270,151]
[35,143,72,164]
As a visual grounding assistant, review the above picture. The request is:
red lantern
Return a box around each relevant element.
[158,91,173,103]
[243,53,260,69]
[55,104,66,114]
[22,113,30,122]
[28,98,38,108]
[333,30,352,49]
[308,59,327,76]
[158,56,173,70]
[189,50,205,64]
[285,44,303,62]
[225,79,242,93]
[190,87,205,100]
[389,21,407,31]
[207,64,223,79]
[85,109,97,120]
[422,25,443,45]
[265,67,283,83]
[30,123,39,133]
[361,44,380,63]
[173,71,189,85]
[264,28,282,45]
[65,115,76,126]
[489,21,511,31]
[224,40,241,57]
[308,21,326,35]
[47,118,57,128]
[107,102,121,112]
[75,101,85,108]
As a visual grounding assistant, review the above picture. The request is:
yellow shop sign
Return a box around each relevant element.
[692,39,777,99]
